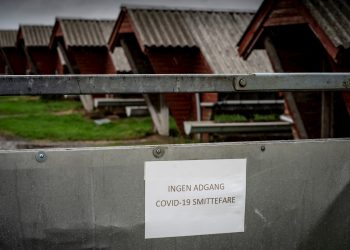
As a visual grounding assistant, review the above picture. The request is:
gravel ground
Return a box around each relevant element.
[0,135,177,150]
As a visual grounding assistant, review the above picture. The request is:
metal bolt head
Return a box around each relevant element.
[343,79,350,88]
[238,78,247,88]
[153,147,165,158]
[35,151,47,163]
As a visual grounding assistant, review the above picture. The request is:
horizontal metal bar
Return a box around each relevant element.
[0,74,233,95]
[184,121,292,135]
[234,73,350,91]
[0,73,349,96]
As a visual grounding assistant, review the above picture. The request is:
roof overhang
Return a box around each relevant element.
[16,26,25,48]
[238,0,342,62]
[108,7,128,50]
[49,19,63,49]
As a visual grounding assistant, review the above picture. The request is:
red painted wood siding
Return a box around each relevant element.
[27,48,57,74]
[68,47,116,74]
[119,14,133,34]
[0,57,5,74]
[55,56,65,74]
[265,0,306,26]
[146,47,216,133]
[3,48,26,74]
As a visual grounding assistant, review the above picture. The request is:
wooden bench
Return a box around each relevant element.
[93,98,146,108]
[184,119,292,136]
[201,99,285,114]
[125,106,149,117]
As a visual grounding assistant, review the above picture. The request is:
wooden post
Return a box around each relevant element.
[264,36,308,139]
[57,41,94,112]
[57,42,74,74]
[120,34,169,136]
[21,44,38,74]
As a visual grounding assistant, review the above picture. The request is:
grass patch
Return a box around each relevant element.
[0,114,153,141]
[0,96,154,141]
[214,113,279,123]
[253,114,279,122]
[214,114,248,123]
[0,96,81,115]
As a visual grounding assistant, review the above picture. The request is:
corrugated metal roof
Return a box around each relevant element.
[128,9,197,47]
[0,30,17,48]
[111,47,132,72]
[99,20,115,43]
[19,25,53,47]
[58,18,114,47]
[126,7,273,73]
[303,0,350,49]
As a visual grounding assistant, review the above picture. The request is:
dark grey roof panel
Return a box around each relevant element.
[99,20,115,43]
[0,30,17,48]
[20,25,53,47]
[126,7,272,73]
[128,9,197,48]
[59,19,114,47]
[303,0,350,49]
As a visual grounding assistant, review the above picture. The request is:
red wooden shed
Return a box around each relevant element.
[17,25,57,74]
[0,30,26,74]
[49,18,131,111]
[50,18,121,75]
[109,6,274,135]
[238,0,350,138]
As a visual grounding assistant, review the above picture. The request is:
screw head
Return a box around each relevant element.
[153,147,165,158]
[238,78,247,88]
[35,151,47,163]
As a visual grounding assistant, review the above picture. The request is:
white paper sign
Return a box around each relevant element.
[145,159,246,239]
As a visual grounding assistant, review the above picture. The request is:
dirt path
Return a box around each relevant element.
[0,135,181,150]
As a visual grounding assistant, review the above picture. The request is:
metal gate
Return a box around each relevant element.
[0,73,349,249]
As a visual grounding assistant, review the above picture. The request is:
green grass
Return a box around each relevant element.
[0,114,153,140]
[214,113,279,123]
[253,114,279,122]
[0,96,81,115]
[214,114,248,123]
[0,96,154,141]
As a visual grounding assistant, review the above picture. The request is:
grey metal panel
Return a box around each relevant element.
[126,7,273,74]
[0,139,349,249]
[0,30,17,48]
[0,73,349,95]
[20,25,53,47]
[303,0,350,49]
